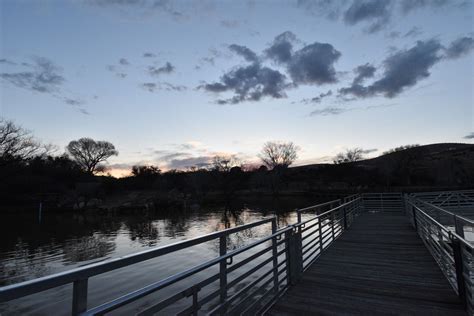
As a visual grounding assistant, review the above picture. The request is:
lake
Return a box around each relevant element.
[0,196,324,315]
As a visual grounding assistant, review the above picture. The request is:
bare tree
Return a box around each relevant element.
[259,141,299,169]
[382,144,420,155]
[212,155,240,172]
[333,148,364,164]
[66,138,118,174]
[0,118,47,162]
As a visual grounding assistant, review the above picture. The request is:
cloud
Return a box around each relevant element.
[287,42,341,85]
[87,0,184,19]
[200,63,288,104]
[229,44,259,63]
[148,62,175,76]
[196,48,226,69]
[0,57,65,93]
[444,36,474,59]
[352,63,376,84]
[343,0,393,33]
[404,26,422,38]
[143,52,156,58]
[464,132,474,139]
[220,19,240,28]
[119,58,130,65]
[399,0,450,14]
[0,58,16,65]
[296,0,346,20]
[361,148,378,154]
[310,106,350,116]
[339,39,443,98]
[167,156,212,169]
[141,81,187,92]
[300,90,332,104]
[64,98,85,106]
[265,31,297,64]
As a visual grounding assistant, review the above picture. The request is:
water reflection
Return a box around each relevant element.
[0,196,321,306]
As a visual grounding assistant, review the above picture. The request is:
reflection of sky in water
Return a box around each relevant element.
[0,199,320,315]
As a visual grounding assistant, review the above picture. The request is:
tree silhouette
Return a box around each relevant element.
[259,141,299,169]
[333,148,364,164]
[212,155,240,172]
[0,118,48,163]
[66,138,118,174]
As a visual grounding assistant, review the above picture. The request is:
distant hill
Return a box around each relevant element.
[288,143,474,189]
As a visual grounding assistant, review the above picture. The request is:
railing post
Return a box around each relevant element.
[287,227,303,285]
[343,205,347,230]
[219,235,227,305]
[412,206,418,231]
[453,215,467,307]
[318,217,323,252]
[72,278,88,316]
[271,217,279,294]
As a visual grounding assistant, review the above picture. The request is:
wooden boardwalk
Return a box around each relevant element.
[269,211,466,315]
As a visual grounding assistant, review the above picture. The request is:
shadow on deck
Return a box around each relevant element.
[269,211,466,315]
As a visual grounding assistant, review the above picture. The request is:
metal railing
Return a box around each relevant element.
[405,194,474,314]
[361,192,404,213]
[0,196,363,316]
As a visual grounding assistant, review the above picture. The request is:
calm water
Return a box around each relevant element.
[0,196,321,315]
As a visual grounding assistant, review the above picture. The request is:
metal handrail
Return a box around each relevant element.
[0,217,275,302]
[0,196,364,316]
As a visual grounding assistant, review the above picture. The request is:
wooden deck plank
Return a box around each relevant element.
[269,211,466,315]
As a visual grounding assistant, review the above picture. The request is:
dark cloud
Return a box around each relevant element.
[119,58,130,65]
[0,58,16,65]
[404,26,422,38]
[228,44,259,63]
[300,90,332,104]
[353,63,376,84]
[296,0,346,20]
[200,63,287,104]
[143,52,156,58]
[310,106,349,116]
[167,156,212,169]
[464,132,474,139]
[361,148,378,154]
[106,65,116,72]
[339,39,443,99]
[196,48,225,69]
[220,19,240,28]
[87,0,184,19]
[0,57,65,94]
[343,0,393,33]
[116,73,127,78]
[64,98,85,106]
[444,36,474,59]
[288,42,341,85]
[141,82,157,92]
[399,0,450,14]
[141,82,187,92]
[148,62,175,76]
[265,31,297,64]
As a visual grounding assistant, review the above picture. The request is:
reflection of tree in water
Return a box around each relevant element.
[123,218,160,247]
[163,216,190,239]
[0,241,55,286]
[62,234,115,264]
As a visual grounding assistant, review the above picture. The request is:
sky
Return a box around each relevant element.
[0,0,473,177]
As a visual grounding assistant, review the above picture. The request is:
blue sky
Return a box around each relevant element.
[1,0,473,176]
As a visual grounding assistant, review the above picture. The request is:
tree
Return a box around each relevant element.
[333,148,364,164]
[382,144,420,155]
[212,155,240,172]
[0,118,47,163]
[66,138,118,174]
[259,141,299,169]
[132,165,161,177]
